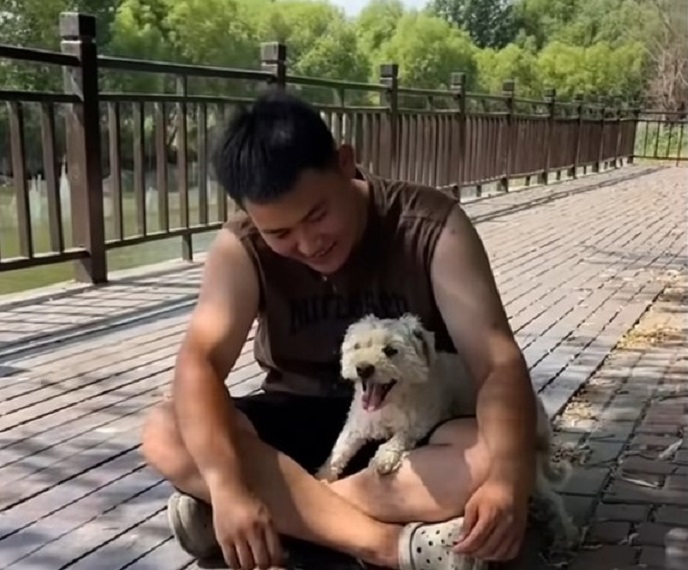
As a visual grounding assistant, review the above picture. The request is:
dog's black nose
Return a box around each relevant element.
[356,363,375,379]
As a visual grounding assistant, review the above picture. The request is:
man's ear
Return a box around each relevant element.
[337,143,357,178]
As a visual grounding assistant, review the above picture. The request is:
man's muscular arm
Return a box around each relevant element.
[430,204,537,488]
[172,228,260,493]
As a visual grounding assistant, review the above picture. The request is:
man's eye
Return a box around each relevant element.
[309,210,326,223]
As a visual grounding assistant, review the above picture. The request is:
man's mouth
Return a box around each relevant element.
[307,242,335,261]
[361,378,397,411]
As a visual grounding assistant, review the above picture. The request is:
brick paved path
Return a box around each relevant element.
[0,165,684,569]
[552,274,688,570]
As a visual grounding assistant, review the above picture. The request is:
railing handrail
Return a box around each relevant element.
[0,44,79,67]
[98,55,275,83]
[0,10,683,291]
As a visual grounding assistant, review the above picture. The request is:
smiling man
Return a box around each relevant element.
[140,90,539,570]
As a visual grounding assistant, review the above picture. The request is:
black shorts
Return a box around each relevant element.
[232,391,442,477]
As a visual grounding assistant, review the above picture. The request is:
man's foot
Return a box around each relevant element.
[167,491,222,560]
[167,493,363,569]
[398,518,487,570]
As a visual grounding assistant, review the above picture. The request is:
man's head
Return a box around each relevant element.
[212,89,364,274]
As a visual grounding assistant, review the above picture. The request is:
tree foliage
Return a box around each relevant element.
[0,0,683,108]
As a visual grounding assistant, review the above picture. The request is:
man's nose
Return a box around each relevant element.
[295,229,321,258]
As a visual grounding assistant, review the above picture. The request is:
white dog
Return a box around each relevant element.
[317,313,578,550]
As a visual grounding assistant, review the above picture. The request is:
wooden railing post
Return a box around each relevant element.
[175,75,191,261]
[540,87,556,185]
[450,72,466,195]
[499,79,515,193]
[612,95,623,168]
[59,11,107,284]
[261,42,287,89]
[379,63,399,178]
[594,98,605,173]
[628,105,641,164]
[570,93,584,178]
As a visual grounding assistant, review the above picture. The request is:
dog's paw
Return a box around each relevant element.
[370,447,405,476]
[315,461,341,483]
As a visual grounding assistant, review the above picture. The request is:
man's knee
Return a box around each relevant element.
[140,399,258,481]
[140,400,189,481]
[428,417,479,447]
[426,418,491,514]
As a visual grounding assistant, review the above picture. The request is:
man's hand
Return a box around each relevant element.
[453,474,530,561]
[210,482,284,570]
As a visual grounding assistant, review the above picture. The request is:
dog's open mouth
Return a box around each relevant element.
[361,379,397,411]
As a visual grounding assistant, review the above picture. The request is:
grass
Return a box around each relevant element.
[0,184,230,295]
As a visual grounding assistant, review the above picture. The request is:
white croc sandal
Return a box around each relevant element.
[398,518,488,570]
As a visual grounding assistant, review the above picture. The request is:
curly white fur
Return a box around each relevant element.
[317,313,578,550]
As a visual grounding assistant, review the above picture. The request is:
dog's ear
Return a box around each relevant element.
[399,313,435,364]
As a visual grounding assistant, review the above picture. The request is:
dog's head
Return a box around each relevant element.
[340,313,436,411]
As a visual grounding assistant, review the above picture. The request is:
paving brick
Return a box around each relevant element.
[629,433,683,451]
[619,455,678,476]
[636,522,675,546]
[635,421,683,436]
[585,440,626,466]
[655,506,688,527]
[561,467,610,496]
[567,545,637,570]
[639,545,666,567]
[594,502,650,523]
[665,475,688,491]
[605,479,688,506]
[587,521,632,544]
[589,420,635,442]
[601,395,647,422]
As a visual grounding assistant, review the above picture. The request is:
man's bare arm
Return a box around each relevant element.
[430,204,537,487]
[172,228,260,494]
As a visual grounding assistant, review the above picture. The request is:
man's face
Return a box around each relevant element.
[243,145,362,275]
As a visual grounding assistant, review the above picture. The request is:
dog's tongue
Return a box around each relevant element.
[363,383,386,411]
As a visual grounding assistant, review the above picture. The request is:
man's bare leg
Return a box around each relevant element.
[141,401,400,568]
[328,419,491,524]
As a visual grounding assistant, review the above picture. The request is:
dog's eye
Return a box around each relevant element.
[354,342,361,350]
[382,345,398,357]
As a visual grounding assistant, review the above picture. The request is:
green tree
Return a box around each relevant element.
[0,0,120,90]
[106,0,176,93]
[253,0,372,103]
[376,12,478,97]
[475,43,542,97]
[428,0,517,49]
[355,0,406,55]
[536,40,649,100]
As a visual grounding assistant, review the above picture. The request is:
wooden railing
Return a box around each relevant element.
[0,11,653,284]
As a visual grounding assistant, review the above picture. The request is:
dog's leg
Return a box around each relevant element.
[369,431,419,476]
[317,426,369,483]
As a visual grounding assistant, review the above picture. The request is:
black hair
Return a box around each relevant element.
[211,88,338,206]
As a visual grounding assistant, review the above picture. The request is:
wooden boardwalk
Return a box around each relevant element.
[0,165,685,569]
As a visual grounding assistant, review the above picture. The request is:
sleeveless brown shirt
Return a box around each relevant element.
[224,169,460,398]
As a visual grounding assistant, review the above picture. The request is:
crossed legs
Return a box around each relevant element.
[141,399,491,567]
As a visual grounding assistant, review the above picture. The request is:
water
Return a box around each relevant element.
[0,164,226,296]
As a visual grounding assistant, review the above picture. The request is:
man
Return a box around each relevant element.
[141,90,538,570]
